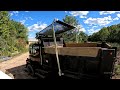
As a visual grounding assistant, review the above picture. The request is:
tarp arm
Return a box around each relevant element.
[52,19,62,76]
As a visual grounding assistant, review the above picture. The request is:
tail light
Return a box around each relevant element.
[109,51,112,55]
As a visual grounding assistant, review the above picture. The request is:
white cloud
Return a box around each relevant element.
[80,27,86,32]
[84,16,113,26]
[13,11,19,14]
[10,13,13,16]
[28,34,35,39]
[99,11,120,15]
[92,26,98,28]
[117,14,120,18]
[28,22,47,31]
[25,17,33,20]
[10,11,19,16]
[69,11,89,18]
[113,17,119,20]
[29,17,33,20]
[65,11,68,13]
[20,20,26,24]
[25,11,29,12]
[87,25,100,35]
[112,13,120,21]
[88,29,99,35]
[76,25,86,32]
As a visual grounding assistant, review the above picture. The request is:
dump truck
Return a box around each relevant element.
[26,19,117,79]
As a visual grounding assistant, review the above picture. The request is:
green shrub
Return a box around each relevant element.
[108,43,120,49]
[114,64,120,75]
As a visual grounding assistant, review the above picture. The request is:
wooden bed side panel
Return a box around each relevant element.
[65,43,98,47]
[43,47,101,57]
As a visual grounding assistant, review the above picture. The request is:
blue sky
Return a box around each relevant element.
[10,11,120,39]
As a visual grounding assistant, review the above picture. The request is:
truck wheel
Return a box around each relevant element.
[26,64,35,76]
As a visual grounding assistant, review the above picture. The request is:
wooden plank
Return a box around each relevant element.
[65,43,98,47]
[43,47,101,57]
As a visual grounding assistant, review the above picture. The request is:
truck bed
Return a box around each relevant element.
[43,42,114,57]
[43,47,102,57]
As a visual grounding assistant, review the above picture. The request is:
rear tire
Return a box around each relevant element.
[26,64,35,76]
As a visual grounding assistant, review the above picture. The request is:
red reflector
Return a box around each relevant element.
[109,52,112,55]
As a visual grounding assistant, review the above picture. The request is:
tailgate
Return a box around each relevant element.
[99,48,117,78]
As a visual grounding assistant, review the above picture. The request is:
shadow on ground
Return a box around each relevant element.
[6,64,36,79]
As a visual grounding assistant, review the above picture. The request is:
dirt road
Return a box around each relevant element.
[0,52,36,79]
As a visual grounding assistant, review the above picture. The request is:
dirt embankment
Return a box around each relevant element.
[0,52,36,79]
[116,50,120,64]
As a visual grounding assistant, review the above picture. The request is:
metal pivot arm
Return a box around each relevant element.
[52,19,62,76]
